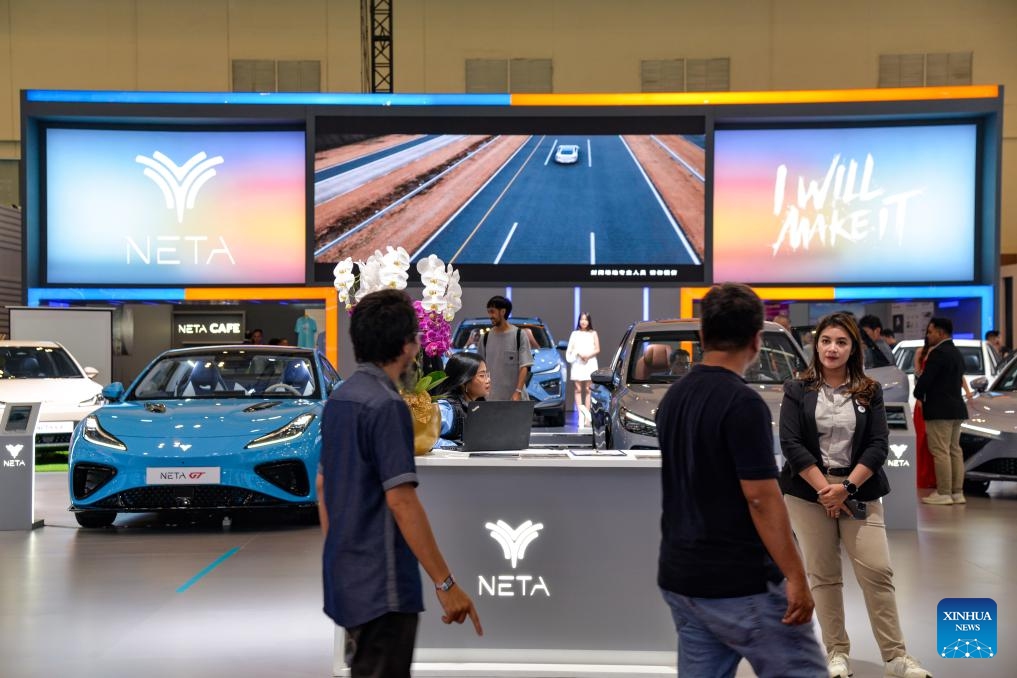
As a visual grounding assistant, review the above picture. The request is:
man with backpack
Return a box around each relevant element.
[477,295,533,401]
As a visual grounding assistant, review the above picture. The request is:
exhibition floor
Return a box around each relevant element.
[2,473,1015,678]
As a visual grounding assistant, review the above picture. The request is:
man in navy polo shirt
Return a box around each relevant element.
[317,289,482,677]
[656,282,824,678]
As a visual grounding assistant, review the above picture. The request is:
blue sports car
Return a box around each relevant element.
[68,345,342,528]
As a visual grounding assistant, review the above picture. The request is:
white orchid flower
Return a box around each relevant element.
[355,253,383,302]
[332,258,356,303]
[378,246,410,289]
[443,267,462,320]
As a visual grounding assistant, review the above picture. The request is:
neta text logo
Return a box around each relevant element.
[480,520,550,598]
[3,443,26,467]
[937,598,996,659]
[886,443,910,468]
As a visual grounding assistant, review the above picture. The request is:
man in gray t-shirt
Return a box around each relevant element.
[477,295,533,401]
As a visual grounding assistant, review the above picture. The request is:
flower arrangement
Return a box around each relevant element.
[333,246,462,408]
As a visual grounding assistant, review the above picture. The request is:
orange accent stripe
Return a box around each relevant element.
[680,286,835,318]
[512,85,999,107]
[185,287,340,370]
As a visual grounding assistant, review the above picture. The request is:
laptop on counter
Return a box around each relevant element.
[462,400,535,453]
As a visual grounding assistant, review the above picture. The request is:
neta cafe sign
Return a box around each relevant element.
[173,312,245,345]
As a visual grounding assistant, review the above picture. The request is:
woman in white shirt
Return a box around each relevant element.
[565,312,600,428]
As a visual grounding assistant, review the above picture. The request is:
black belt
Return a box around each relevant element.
[826,467,852,476]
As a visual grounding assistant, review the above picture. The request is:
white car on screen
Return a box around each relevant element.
[0,341,104,449]
[554,144,580,164]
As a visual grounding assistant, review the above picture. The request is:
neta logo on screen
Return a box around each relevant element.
[770,154,924,256]
[128,151,235,266]
[480,520,550,597]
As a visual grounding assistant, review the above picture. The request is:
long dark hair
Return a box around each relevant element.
[801,312,878,405]
[576,312,594,331]
[434,352,484,400]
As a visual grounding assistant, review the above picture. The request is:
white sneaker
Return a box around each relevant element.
[921,492,954,505]
[885,654,932,677]
[951,493,967,504]
[827,651,851,678]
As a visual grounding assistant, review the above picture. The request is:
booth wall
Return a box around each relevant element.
[0,2,1016,249]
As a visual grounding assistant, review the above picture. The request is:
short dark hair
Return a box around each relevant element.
[576,311,594,330]
[350,289,417,364]
[858,315,883,331]
[929,317,954,336]
[487,295,512,317]
[881,328,895,339]
[985,329,1000,341]
[700,283,763,352]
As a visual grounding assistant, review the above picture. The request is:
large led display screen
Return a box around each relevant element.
[45,127,306,285]
[713,123,978,284]
[313,124,706,283]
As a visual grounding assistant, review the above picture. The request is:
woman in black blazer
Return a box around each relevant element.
[779,313,930,678]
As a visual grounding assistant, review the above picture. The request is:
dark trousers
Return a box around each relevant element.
[345,612,419,678]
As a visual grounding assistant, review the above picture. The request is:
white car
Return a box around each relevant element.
[554,144,580,164]
[0,341,104,449]
[892,338,1001,408]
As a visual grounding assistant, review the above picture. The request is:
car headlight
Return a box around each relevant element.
[246,413,316,449]
[620,408,657,436]
[82,415,127,450]
[79,393,107,407]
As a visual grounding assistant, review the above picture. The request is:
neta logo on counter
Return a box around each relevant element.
[480,520,550,597]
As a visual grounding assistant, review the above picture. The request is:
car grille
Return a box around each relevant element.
[540,378,561,397]
[960,433,993,460]
[92,485,289,510]
[969,458,1017,477]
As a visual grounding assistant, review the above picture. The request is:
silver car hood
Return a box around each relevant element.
[617,381,786,424]
[966,391,1017,434]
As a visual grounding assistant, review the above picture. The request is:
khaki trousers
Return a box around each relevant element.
[785,492,907,661]
[924,419,965,495]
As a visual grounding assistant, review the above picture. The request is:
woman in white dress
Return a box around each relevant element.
[565,312,600,428]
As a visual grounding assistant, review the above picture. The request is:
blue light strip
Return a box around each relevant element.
[643,287,650,321]
[28,287,186,304]
[177,547,241,593]
[573,287,581,328]
[834,285,994,334]
[26,90,512,107]
[504,286,512,302]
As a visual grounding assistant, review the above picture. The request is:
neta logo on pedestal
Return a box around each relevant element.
[886,443,910,467]
[4,443,26,468]
[937,598,996,659]
[479,520,550,597]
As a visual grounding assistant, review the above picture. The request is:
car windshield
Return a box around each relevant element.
[452,321,553,349]
[0,346,83,379]
[627,330,806,385]
[896,344,985,375]
[130,351,318,400]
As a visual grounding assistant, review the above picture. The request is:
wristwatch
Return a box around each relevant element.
[436,574,456,592]
[842,480,858,496]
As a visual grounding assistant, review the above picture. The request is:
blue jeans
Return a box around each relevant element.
[661,581,826,678]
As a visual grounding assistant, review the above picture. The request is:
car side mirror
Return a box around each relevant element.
[971,376,989,393]
[101,382,125,401]
[557,340,568,351]
[591,369,614,388]
[84,366,99,379]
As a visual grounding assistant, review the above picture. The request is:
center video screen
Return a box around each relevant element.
[312,116,706,284]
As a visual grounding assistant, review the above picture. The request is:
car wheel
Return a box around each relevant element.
[75,511,117,528]
[963,479,990,496]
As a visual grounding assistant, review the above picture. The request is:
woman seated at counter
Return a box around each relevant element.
[433,352,491,448]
